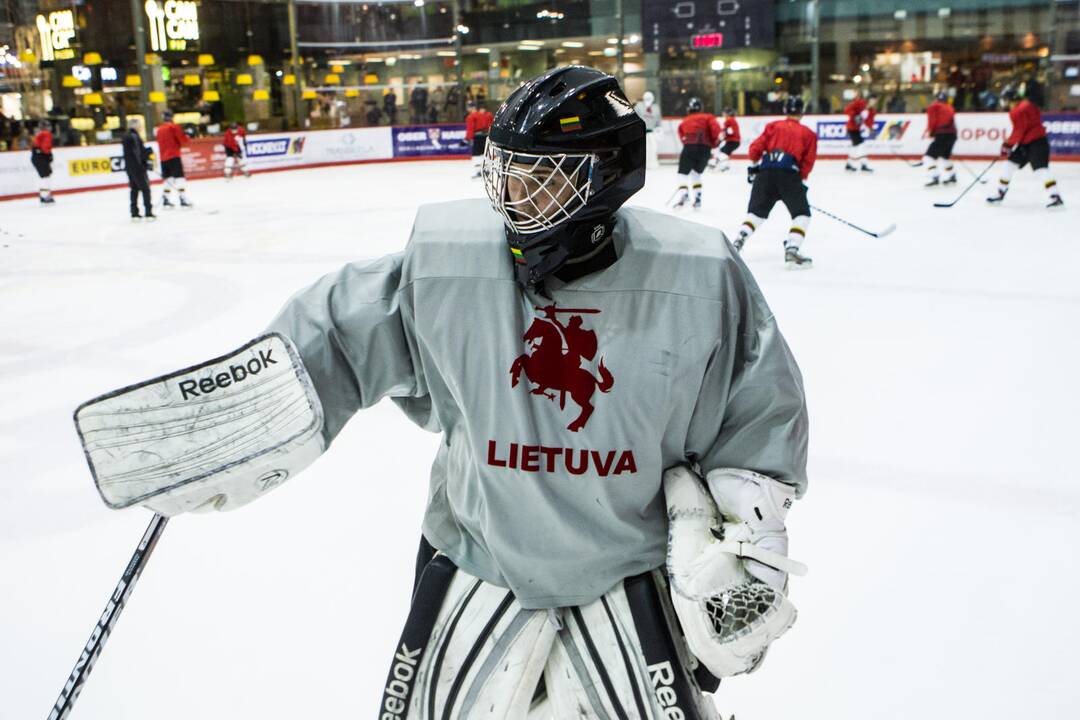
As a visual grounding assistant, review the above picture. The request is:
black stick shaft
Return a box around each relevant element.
[934,158,998,208]
[47,514,169,720]
[809,204,892,237]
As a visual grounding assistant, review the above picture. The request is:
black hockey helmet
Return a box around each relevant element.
[162,109,174,121]
[936,90,949,102]
[687,96,704,113]
[782,95,805,116]
[1000,84,1020,102]
[483,65,645,288]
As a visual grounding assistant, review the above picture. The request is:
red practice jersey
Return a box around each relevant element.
[863,107,877,134]
[32,129,54,154]
[926,101,956,135]
[844,98,867,131]
[1005,100,1047,147]
[155,122,189,162]
[722,116,740,143]
[465,109,494,140]
[223,126,246,152]
[748,118,818,180]
[678,113,721,147]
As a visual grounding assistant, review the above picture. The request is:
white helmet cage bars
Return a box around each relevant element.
[483,139,599,235]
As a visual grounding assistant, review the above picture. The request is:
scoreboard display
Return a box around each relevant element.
[642,0,776,52]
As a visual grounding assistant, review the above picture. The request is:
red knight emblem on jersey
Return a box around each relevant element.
[510,304,614,431]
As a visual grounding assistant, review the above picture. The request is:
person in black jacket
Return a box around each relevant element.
[122,121,155,221]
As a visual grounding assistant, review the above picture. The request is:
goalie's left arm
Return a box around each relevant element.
[672,255,809,677]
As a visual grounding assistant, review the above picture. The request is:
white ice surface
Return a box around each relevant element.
[2,158,1078,720]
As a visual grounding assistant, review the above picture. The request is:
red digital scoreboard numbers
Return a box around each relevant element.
[691,33,724,49]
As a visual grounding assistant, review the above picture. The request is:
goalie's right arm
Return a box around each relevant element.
[75,253,426,516]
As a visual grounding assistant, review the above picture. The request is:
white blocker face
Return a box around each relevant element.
[483,140,596,235]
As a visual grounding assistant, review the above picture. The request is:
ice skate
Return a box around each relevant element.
[692,195,702,211]
[925,177,940,187]
[943,174,957,185]
[784,246,812,269]
[986,188,1007,205]
[671,192,689,210]
[844,162,857,172]
[860,164,874,173]
[162,196,175,209]
[180,197,193,209]
[1047,194,1064,210]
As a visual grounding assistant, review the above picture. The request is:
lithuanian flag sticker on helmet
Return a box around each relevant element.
[510,246,526,263]
[559,116,582,132]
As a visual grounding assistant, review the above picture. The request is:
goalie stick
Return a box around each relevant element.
[934,158,998,208]
[810,204,896,238]
[47,514,168,720]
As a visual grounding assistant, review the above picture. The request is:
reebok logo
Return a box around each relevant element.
[177,348,277,400]
[381,643,422,720]
[648,661,687,719]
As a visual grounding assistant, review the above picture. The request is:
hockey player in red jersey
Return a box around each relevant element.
[844,93,876,172]
[222,123,250,180]
[987,86,1064,209]
[672,97,720,209]
[923,91,957,187]
[465,100,494,178]
[155,110,192,208]
[710,108,740,172]
[30,120,55,204]
[734,96,817,269]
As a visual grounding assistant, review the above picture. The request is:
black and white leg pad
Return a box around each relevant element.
[74,333,324,516]
[385,555,718,718]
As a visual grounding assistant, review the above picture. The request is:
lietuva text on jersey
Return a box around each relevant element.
[266,199,808,609]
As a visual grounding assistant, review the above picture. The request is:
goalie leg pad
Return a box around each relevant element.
[544,572,720,719]
[74,333,324,516]
[384,555,556,718]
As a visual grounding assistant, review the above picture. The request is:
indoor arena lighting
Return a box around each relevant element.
[561,41,584,48]
[475,48,490,54]
[521,40,544,46]
[517,45,541,51]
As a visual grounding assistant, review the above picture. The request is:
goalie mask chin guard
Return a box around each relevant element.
[483,65,646,288]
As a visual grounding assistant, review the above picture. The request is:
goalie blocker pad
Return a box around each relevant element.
[74,333,325,516]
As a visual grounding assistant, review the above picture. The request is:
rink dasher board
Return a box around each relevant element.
[653,111,1080,161]
[4,113,1078,201]
[0,124,468,201]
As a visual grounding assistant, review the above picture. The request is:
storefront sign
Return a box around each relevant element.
[36,10,77,62]
[391,125,468,158]
[145,0,200,53]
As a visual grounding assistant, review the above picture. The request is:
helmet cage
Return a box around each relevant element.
[483,140,596,236]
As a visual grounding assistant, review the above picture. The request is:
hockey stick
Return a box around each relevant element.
[958,159,989,184]
[890,148,922,167]
[934,158,998,208]
[47,514,169,720]
[810,205,896,238]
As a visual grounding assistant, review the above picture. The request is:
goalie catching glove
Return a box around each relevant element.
[664,465,806,678]
[74,333,324,516]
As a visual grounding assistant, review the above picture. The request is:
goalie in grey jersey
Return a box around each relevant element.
[76,66,809,719]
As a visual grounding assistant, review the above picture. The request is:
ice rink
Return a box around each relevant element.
[2,156,1079,720]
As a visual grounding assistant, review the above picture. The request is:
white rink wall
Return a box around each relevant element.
[4,112,1079,200]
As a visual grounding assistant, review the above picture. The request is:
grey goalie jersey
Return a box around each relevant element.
[267,198,808,609]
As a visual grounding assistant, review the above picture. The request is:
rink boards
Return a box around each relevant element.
[2,112,1078,201]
